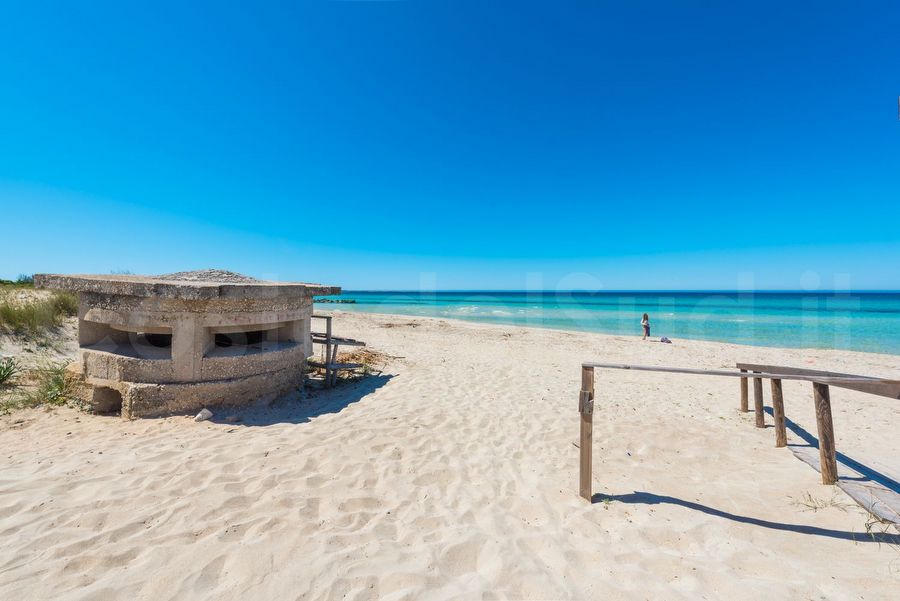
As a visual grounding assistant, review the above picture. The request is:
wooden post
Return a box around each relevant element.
[753,374,765,428]
[325,317,333,388]
[739,369,749,412]
[770,379,786,447]
[329,342,340,387]
[579,366,594,501]
[813,383,838,485]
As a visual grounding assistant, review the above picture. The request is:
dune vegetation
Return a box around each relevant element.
[0,276,77,336]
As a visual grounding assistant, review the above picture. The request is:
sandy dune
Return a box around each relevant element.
[1,311,898,600]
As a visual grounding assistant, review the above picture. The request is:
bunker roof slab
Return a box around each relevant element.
[34,270,340,300]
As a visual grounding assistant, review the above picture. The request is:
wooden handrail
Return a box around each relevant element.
[578,362,896,501]
[309,314,366,388]
[581,362,892,387]
[735,362,900,399]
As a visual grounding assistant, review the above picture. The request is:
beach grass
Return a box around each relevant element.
[0,361,76,414]
[0,290,77,336]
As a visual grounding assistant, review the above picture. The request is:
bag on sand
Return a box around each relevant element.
[660,336,672,344]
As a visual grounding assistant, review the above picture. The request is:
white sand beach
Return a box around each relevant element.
[1,311,899,600]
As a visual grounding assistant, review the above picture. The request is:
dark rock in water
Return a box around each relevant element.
[317,298,356,304]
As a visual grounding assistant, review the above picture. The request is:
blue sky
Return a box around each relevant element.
[1,1,898,290]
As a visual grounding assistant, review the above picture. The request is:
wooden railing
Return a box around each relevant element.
[578,363,900,501]
[309,314,366,388]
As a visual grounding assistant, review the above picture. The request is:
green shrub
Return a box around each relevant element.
[16,361,75,408]
[0,357,20,386]
[0,275,34,288]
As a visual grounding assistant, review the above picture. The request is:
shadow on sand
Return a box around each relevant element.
[208,374,394,427]
[591,491,900,544]
[763,406,900,494]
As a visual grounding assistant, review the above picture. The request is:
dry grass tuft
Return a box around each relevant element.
[0,290,77,336]
[789,491,855,513]
[307,348,392,385]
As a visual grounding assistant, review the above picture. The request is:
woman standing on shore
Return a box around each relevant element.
[641,313,650,340]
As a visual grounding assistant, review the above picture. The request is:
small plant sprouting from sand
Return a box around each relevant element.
[0,361,77,414]
[0,357,21,387]
[29,362,76,407]
[858,500,900,566]
[0,357,24,414]
[791,492,900,565]
[789,491,855,513]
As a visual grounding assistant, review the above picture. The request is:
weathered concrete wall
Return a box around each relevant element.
[35,271,338,418]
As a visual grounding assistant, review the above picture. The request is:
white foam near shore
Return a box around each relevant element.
[1,311,899,600]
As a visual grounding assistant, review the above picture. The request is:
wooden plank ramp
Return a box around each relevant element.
[788,443,900,528]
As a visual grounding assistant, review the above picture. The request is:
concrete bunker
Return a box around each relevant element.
[34,270,340,419]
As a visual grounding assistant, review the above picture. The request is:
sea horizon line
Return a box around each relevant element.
[322,289,900,295]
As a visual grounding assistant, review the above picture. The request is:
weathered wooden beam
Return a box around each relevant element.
[329,342,340,387]
[813,383,838,485]
[583,362,889,388]
[740,369,749,413]
[307,361,364,370]
[311,334,366,347]
[579,366,594,501]
[753,374,765,428]
[771,378,787,447]
[737,362,900,400]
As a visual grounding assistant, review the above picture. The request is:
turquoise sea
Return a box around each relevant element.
[315,291,900,355]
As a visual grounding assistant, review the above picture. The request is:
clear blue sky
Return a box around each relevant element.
[1,1,898,290]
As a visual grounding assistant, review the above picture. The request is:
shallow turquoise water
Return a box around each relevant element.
[315,291,900,355]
